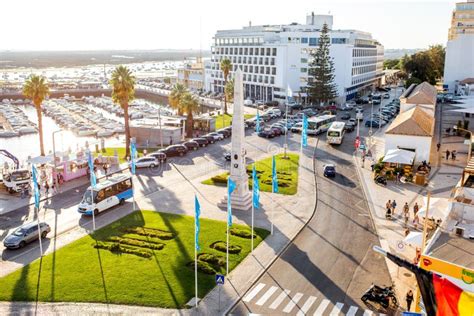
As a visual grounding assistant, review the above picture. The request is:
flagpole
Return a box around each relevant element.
[91,184,96,231]
[35,205,43,257]
[251,195,254,253]
[194,208,198,308]
[271,182,274,235]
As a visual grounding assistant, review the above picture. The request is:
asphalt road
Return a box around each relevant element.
[230,92,401,316]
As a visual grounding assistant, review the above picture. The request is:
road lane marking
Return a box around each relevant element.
[269,289,291,310]
[296,296,317,316]
[329,302,344,315]
[256,286,278,306]
[313,299,330,315]
[282,292,303,313]
[346,306,358,316]
[362,311,373,316]
[243,283,266,302]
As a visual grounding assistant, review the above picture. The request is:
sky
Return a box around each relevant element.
[0,0,457,51]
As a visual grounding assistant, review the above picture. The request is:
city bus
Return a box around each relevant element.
[327,121,346,145]
[307,114,337,135]
[77,174,133,216]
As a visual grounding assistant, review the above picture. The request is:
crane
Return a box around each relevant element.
[0,149,19,169]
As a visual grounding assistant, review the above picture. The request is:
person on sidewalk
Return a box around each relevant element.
[413,202,419,217]
[413,214,420,229]
[392,200,397,215]
[446,149,450,160]
[404,202,410,224]
[437,143,441,152]
[45,182,50,196]
[406,290,414,311]
[451,150,456,161]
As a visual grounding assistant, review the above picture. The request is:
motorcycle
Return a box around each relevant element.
[374,175,387,186]
[361,284,398,309]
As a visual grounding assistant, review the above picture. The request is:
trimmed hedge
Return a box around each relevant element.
[211,174,228,184]
[93,241,152,258]
[198,253,225,266]
[230,227,256,239]
[210,241,242,254]
[123,227,175,240]
[187,260,217,275]
[107,236,164,250]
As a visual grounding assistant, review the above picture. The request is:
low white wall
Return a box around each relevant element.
[385,134,432,163]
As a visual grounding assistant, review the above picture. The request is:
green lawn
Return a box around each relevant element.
[0,211,269,308]
[213,113,254,130]
[95,147,162,163]
[202,153,299,195]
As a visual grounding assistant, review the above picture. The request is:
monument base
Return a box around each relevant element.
[218,192,252,211]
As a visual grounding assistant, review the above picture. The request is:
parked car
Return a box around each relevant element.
[270,127,283,136]
[3,222,51,249]
[365,120,381,128]
[344,124,355,133]
[291,122,303,133]
[257,129,276,138]
[271,123,287,133]
[132,156,159,168]
[260,113,272,122]
[383,93,390,99]
[192,137,209,147]
[201,135,216,144]
[147,151,167,163]
[183,140,200,151]
[207,132,224,141]
[159,144,188,157]
[244,99,254,106]
[323,164,336,177]
[217,129,231,138]
[340,113,351,120]
[348,118,357,125]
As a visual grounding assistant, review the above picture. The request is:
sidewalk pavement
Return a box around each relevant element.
[0,141,317,315]
[355,131,465,312]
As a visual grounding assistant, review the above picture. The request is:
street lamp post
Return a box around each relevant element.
[453,125,472,160]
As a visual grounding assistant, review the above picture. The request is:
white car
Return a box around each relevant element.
[131,157,159,168]
[244,99,254,106]
[207,132,224,141]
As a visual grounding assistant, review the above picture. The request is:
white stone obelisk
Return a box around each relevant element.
[219,68,252,210]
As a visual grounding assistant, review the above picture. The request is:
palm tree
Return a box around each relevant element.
[180,92,200,138]
[23,75,50,156]
[225,78,235,103]
[220,58,232,114]
[169,83,187,116]
[110,65,136,158]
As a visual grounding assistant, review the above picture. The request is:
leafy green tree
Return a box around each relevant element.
[169,83,187,116]
[383,59,401,70]
[180,92,200,137]
[23,75,50,156]
[110,65,135,158]
[225,78,234,103]
[220,58,232,114]
[307,23,338,105]
[400,45,445,86]
[427,44,445,79]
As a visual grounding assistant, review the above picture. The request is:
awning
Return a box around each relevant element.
[383,148,416,165]
[27,155,55,164]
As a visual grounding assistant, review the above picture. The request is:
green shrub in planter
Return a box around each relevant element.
[187,260,217,275]
[211,174,229,184]
[108,236,165,250]
[230,227,256,239]
[198,253,225,266]
[123,227,174,240]
[93,241,153,258]
[210,241,242,254]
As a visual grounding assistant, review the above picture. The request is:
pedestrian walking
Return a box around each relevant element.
[391,200,397,215]
[437,143,441,152]
[45,181,50,196]
[386,200,392,212]
[413,214,420,229]
[413,202,419,217]
[406,290,414,311]
[446,149,450,160]
[169,136,173,146]
[451,150,456,161]
[403,202,409,224]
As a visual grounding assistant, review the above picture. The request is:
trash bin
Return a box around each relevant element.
[415,171,426,185]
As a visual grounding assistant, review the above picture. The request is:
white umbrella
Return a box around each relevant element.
[383,148,415,165]
[403,232,423,247]
[417,207,447,220]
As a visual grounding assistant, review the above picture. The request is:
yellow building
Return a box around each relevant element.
[177,58,205,91]
[448,1,474,41]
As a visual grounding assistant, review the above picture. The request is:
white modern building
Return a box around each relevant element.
[444,1,474,93]
[206,13,384,104]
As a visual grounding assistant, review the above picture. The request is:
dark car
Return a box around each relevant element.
[365,120,381,128]
[270,127,283,136]
[3,222,51,249]
[201,135,216,144]
[341,113,351,120]
[260,113,272,122]
[323,164,336,177]
[224,152,231,161]
[344,124,355,133]
[257,129,275,138]
[160,144,188,157]
[217,129,231,138]
[183,141,199,151]
[147,151,167,163]
[192,137,209,147]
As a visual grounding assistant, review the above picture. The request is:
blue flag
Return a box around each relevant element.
[272,155,279,193]
[252,165,260,209]
[31,165,40,208]
[87,150,97,188]
[195,195,201,251]
[302,113,308,147]
[227,177,236,226]
[130,141,137,175]
[256,112,261,133]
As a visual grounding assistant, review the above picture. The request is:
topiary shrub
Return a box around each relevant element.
[94,241,153,258]
[198,253,225,266]
[108,236,165,250]
[230,227,256,239]
[123,227,174,240]
[210,241,242,254]
[187,260,217,275]
[211,174,229,184]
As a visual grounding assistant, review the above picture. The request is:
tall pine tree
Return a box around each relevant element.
[307,23,338,106]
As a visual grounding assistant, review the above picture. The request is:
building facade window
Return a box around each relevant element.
[309,38,318,46]
[301,37,308,44]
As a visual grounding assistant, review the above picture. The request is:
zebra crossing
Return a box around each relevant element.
[242,283,385,316]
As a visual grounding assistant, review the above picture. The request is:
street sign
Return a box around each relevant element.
[215,274,225,285]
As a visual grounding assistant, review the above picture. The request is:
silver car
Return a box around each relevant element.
[3,222,51,249]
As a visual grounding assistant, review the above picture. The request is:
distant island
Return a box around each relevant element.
[0,49,211,68]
